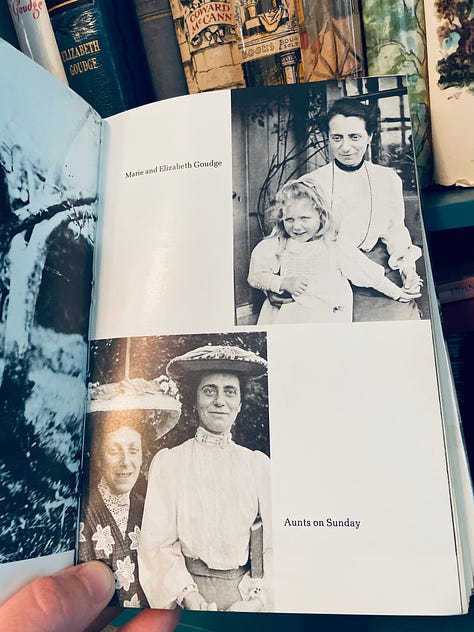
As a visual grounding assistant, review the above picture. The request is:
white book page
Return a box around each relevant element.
[88,88,464,615]
[0,552,74,603]
[92,90,234,339]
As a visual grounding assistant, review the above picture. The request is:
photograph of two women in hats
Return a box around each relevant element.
[79,331,273,612]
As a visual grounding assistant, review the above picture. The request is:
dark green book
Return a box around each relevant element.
[46,0,155,117]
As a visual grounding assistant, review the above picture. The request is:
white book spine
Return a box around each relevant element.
[7,0,68,85]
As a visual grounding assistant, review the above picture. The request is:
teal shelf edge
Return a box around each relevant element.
[107,601,474,631]
[421,187,474,232]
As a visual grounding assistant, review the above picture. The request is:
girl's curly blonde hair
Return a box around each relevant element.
[268,179,332,241]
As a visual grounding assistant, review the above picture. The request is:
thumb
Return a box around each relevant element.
[1,561,115,632]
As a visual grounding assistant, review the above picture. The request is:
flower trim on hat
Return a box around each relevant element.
[167,345,267,377]
[88,375,181,413]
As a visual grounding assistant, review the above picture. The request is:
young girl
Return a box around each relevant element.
[247,179,420,324]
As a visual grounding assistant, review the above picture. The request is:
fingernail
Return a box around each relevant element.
[76,561,115,604]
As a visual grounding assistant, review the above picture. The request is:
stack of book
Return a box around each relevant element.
[1,0,473,189]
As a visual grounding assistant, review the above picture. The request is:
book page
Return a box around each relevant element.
[423,226,474,596]
[84,80,467,614]
[0,40,101,601]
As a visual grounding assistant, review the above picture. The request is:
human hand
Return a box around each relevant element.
[397,288,422,302]
[226,598,264,612]
[400,267,423,295]
[182,591,216,611]
[267,290,294,307]
[280,276,308,297]
[0,561,180,632]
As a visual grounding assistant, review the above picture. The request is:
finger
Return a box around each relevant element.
[118,608,180,632]
[399,293,420,302]
[1,561,115,632]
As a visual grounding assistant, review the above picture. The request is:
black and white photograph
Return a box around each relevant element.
[232,77,430,326]
[80,332,273,611]
[0,68,101,563]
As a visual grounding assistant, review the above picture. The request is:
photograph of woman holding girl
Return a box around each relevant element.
[248,177,419,325]
[232,80,427,325]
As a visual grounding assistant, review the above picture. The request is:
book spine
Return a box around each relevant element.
[0,0,20,47]
[422,0,474,187]
[236,0,302,86]
[132,0,188,100]
[437,277,474,305]
[296,0,365,82]
[169,0,246,93]
[360,0,433,190]
[46,0,155,117]
[7,0,68,84]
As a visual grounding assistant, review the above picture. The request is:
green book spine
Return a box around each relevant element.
[0,1,19,47]
[360,0,433,189]
[46,0,155,117]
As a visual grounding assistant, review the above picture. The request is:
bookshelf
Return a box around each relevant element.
[1,5,472,237]
[1,3,473,628]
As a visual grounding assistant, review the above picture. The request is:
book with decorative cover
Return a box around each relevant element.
[45,0,155,117]
[422,0,474,187]
[297,0,365,82]
[360,0,433,189]
[0,39,473,616]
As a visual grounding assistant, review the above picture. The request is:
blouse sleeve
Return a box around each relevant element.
[252,451,273,610]
[248,238,283,294]
[335,242,403,300]
[138,449,195,609]
[379,170,421,271]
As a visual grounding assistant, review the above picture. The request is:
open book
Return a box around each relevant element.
[0,39,473,616]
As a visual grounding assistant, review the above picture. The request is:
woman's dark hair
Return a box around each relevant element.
[324,98,379,135]
[177,370,247,418]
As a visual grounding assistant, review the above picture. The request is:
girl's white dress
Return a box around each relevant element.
[248,235,404,324]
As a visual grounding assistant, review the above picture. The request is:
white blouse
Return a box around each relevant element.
[304,160,422,270]
[138,427,271,608]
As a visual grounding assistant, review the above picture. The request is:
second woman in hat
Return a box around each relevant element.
[138,344,273,612]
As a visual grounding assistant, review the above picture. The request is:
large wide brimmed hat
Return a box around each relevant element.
[88,375,181,439]
[167,344,267,379]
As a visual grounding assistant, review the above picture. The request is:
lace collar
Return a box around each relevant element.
[195,426,232,449]
[98,478,130,507]
[98,479,130,537]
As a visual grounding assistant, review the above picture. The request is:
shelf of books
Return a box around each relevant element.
[0,0,473,629]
